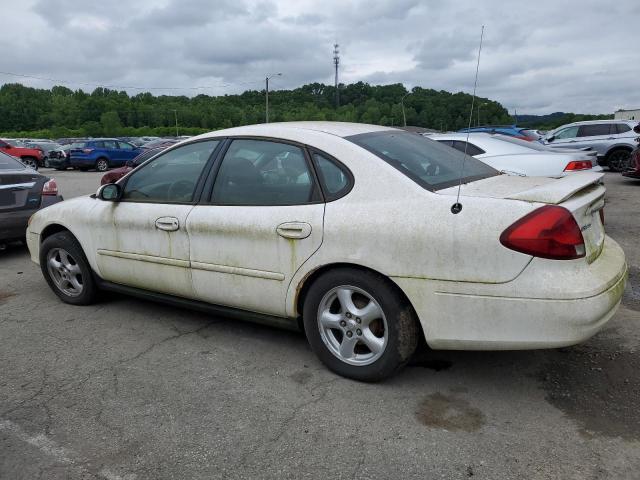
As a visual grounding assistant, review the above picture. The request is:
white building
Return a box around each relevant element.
[614,109,640,121]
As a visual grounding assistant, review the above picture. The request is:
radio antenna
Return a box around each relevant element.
[451,25,484,215]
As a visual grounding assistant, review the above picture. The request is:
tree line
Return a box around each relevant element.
[0,81,608,138]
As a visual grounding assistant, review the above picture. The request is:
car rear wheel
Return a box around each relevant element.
[40,232,97,305]
[21,157,38,170]
[303,268,419,381]
[607,149,631,172]
[43,157,50,168]
[95,158,109,172]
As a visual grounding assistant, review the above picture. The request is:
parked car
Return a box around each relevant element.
[46,145,72,170]
[100,147,166,185]
[622,125,640,179]
[429,132,603,177]
[0,139,44,170]
[26,122,626,381]
[67,139,141,172]
[0,151,62,249]
[25,141,64,168]
[139,138,180,151]
[542,120,640,171]
[458,125,540,141]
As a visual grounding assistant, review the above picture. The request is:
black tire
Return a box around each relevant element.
[303,268,419,381]
[43,157,50,168]
[95,158,109,172]
[606,149,631,172]
[21,157,38,170]
[39,232,98,305]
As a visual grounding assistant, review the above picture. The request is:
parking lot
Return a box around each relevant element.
[1,169,639,479]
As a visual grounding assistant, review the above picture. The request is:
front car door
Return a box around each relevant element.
[91,140,221,298]
[187,138,325,317]
[116,141,140,166]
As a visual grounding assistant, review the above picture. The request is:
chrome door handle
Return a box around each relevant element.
[277,222,312,239]
[155,216,179,231]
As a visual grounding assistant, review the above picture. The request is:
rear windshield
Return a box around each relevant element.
[0,151,27,169]
[347,131,498,190]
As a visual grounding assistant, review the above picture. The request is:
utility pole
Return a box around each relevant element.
[401,92,410,127]
[333,43,340,108]
[173,109,179,136]
[265,73,282,123]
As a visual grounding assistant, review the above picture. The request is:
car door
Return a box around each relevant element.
[187,138,325,317]
[91,140,221,298]
[546,126,580,149]
[574,123,613,154]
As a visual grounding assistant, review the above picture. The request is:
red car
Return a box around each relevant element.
[622,124,640,180]
[0,139,44,170]
[100,147,165,185]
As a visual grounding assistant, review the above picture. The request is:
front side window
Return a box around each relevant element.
[118,141,135,150]
[347,131,497,190]
[554,126,579,139]
[122,140,219,203]
[577,124,611,137]
[102,140,118,149]
[211,139,315,205]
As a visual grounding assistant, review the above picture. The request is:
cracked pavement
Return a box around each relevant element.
[1,170,639,479]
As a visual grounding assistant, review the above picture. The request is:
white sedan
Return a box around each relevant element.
[26,122,627,381]
[429,132,603,177]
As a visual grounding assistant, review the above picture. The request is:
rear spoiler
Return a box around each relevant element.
[505,172,604,204]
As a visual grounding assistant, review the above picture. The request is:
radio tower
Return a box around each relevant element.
[333,43,340,108]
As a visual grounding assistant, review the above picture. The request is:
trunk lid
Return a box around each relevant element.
[438,172,606,263]
[0,170,46,212]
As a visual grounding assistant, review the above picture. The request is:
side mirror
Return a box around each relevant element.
[97,183,122,202]
[546,135,555,143]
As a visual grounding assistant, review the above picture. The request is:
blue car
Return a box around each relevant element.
[67,138,141,172]
[458,125,540,141]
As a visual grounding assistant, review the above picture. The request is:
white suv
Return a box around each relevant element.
[542,120,640,171]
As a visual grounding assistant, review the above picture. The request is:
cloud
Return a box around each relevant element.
[0,0,637,114]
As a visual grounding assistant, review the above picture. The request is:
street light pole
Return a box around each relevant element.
[173,109,179,136]
[265,73,282,123]
[401,92,410,127]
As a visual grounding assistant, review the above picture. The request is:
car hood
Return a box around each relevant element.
[437,171,604,205]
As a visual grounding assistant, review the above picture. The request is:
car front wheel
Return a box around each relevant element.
[303,268,419,381]
[607,149,631,172]
[40,232,97,305]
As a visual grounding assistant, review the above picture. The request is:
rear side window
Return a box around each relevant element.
[311,151,352,200]
[102,140,118,149]
[615,124,631,134]
[577,124,612,137]
[452,141,485,156]
[0,151,26,169]
[347,131,497,190]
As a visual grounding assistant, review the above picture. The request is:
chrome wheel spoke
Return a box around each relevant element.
[355,301,381,326]
[320,310,342,330]
[68,275,83,292]
[362,329,385,355]
[339,335,358,359]
[67,263,81,275]
[46,248,83,297]
[336,288,357,315]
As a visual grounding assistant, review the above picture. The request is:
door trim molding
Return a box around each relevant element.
[97,249,190,268]
[191,261,285,281]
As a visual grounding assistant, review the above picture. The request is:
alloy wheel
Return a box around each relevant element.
[608,151,631,172]
[317,285,388,366]
[96,159,108,172]
[46,248,84,297]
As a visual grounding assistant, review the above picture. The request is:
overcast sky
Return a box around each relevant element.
[1,0,638,114]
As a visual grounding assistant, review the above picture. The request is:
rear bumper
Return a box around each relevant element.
[0,195,63,242]
[622,169,640,178]
[47,157,69,168]
[393,236,627,350]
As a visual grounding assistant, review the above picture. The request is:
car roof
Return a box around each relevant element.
[561,119,634,127]
[195,122,397,140]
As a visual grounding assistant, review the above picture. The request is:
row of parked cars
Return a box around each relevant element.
[0,136,187,172]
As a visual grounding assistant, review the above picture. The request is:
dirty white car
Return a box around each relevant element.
[26,122,627,381]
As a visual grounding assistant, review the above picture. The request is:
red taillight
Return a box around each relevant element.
[82,148,93,154]
[42,179,58,196]
[500,205,585,260]
[564,160,592,171]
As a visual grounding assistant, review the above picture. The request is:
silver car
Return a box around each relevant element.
[542,120,639,171]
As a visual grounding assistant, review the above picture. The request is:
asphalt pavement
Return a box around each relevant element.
[1,169,639,479]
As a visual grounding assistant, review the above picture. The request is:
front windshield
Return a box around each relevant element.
[347,131,498,190]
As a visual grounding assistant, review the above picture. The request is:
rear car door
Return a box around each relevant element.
[90,140,220,298]
[187,138,325,316]
[574,123,613,154]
